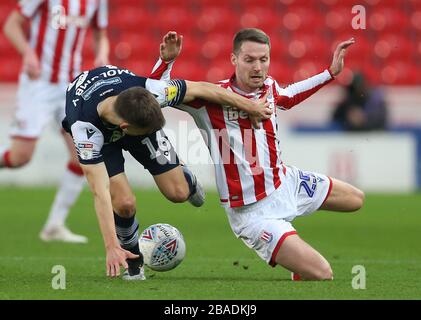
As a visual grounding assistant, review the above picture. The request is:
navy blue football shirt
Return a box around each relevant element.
[63,65,186,165]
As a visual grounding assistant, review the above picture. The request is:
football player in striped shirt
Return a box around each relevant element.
[0,0,109,243]
[162,29,365,281]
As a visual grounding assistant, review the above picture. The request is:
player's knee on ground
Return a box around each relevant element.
[312,264,333,281]
[349,187,365,212]
[301,263,333,281]
[163,183,190,203]
[113,195,136,217]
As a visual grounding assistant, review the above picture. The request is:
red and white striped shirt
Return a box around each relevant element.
[178,70,334,208]
[17,0,108,83]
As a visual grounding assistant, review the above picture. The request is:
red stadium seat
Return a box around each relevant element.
[366,0,406,10]
[368,8,410,33]
[171,60,207,81]
[202,57,233,82]
[0,57,21,82]
[373,34,415,60]
[380,61,419,85]
[178,38,203,60]
[109,6,155,32]
[292,60,323,81]
[111,0,143,6]
[200,34,233,60]
[416,38,421,59]
[408,0,421,10]
[0,33,16,57]
[0,2,15,21]
[190,0,231,7]
[239,6,279,32]
[195,6,238,34]
[410,11,421,32]
[324,7,355,34]
[268,61,294,84]
[277,0,319,10]
[240,0,281,6]
[153,7,197,35]
[270,38,288,59]
[149,0,194,7]
[113,33,159,61]
[286,35,330,61]
[280,8,324,34]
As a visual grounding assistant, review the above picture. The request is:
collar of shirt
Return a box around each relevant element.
[228,73,269,99]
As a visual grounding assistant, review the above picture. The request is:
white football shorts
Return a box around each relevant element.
[225,165,332,266]
[10,74,68,139]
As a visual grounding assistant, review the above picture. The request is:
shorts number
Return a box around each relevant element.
[298,170,317,198]
[141,131,171,159]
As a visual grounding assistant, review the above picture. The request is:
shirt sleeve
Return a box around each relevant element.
[70,121,104,165]
[92,0,108,29]
[145,78,187,108]
[274,69,334,110]
[149,58,174,81]
[17,0,45,18]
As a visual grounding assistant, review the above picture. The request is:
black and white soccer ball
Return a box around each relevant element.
[138,223,186,272]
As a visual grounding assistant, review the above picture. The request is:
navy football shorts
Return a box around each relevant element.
[102,129,180,177]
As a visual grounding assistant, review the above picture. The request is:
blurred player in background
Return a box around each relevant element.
[166,29,365,280]
[332,72,388,131]
[0,0,109,243]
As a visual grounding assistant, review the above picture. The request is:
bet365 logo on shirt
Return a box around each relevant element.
[226,107,249,121]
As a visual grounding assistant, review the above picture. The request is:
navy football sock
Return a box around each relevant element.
[113,212,140,255]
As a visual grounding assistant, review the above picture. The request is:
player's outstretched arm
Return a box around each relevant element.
[3,10,40,79]
[160,31,183,63]
[183,81,272,128]
[150,31,182,80]
[328,38,355,77]
[81,162,138,277]
[275,38,355,110]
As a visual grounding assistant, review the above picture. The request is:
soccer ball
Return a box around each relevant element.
[138,223,186,272]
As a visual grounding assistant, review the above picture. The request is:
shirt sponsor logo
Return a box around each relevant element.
[81,78,122,100]
[77,141,95,160]
[77,143,93,149]
[226,107,249,121]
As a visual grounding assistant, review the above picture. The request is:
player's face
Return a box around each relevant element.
[231,41,270,92]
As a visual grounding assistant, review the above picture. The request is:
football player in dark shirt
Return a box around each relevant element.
[63,32,272,280]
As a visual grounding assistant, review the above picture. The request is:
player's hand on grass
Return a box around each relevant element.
[106,246,139,277]
[248,91,272,129]
[160,31,183,62]
[329,38,355,77]
[23,47,41,79]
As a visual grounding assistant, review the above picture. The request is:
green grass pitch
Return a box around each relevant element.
[0,187,420,300]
